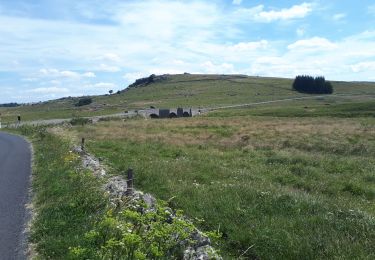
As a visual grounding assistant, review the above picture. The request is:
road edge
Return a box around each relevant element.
[1,131,35,260]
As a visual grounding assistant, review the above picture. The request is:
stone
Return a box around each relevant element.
[143,193,157,209]
[105,176,127,199]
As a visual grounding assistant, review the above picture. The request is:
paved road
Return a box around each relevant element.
[0,132,31,259]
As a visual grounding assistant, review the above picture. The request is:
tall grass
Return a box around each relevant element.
[29,132,107,258]
[72,116,375,259]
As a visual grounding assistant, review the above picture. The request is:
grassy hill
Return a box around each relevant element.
[3,74,375,259]
[1,74,375,123]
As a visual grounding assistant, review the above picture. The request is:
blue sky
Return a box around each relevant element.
[1,0,375,103]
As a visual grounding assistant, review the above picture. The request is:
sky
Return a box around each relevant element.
[0,0,375,103]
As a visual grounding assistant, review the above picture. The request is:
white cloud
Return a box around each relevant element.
[201,61,236,74]
[351,61,375,73]
[254,3,313,22]
[96,53,121,62]
[99,64,121,72]
[229,40,269,52]
[28,87,70,94]
[288,37,337,51]
[39,68,95,79]
[49,80,61,85]
[333,13,346,21]
[82,72,96,78]
[232,0,242,5]
[123,72,147,83]
[1,1,375,103]
[60,70,80,78]
[21,78,38,82]
[90,82,117,89]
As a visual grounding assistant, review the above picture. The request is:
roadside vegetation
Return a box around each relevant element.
[69,112,375,259]
[10,126,219,259]
[14,127,107,258]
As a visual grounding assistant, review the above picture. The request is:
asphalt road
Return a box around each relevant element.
[0,132,31,259]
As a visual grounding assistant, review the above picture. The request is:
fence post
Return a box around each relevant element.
[126,168,134,196]
[81,137,85,151]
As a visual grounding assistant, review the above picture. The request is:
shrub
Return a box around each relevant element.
[70,117,91,126]
[75,97,93,107]
[292,75,333,94]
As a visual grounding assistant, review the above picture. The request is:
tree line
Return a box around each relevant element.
[0,102,20,107]
[292,75,333,94]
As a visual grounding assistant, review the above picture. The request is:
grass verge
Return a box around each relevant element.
[11,126,220,259]
[22,128,108,258]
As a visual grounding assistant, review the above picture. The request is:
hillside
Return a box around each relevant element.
[4,74,375,259]
[1,74,375,123]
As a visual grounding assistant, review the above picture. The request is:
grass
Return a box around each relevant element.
[208,97,375,118]
[67,114,375,259]
[2,73,374,258]
[13,127,108,259]
[1,74,375,123]
[4,126,221,259]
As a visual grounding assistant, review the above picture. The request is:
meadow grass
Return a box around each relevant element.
[69,115,375,259]
[208,97,375,118]
[1,74,374,123]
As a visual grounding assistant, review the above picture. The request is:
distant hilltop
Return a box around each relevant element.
[0,103,20,108]
[127,74,169,89]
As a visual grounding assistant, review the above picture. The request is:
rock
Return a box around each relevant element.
[72,145,83,154]
[105,176,127,199]
[73,144,222,259]
[184,245,222,260]
[191,230,211,248]
[143,193,157,209]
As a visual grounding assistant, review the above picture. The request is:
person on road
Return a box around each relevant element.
[17,115,21,127]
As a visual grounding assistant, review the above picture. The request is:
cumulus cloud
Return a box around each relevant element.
[351,61,375,73]
[82,72,96,78]
[229,40,269,52]
[1,1,375,103]
[99,64,121,72]
[123,72,147,83]
[96,53,121,62]
[39,68,95,79]
[288,37,337,51]
[201,61,236,74]
[253,3,313,22]
[27,87,70,94]
[87,82,117,89]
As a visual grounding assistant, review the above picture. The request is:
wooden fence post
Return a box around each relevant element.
[126,168,134,195]
[81,137,85,151]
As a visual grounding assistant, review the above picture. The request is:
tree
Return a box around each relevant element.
[109,90,113,95]
[75,97,93,107]
[292,75,333,94]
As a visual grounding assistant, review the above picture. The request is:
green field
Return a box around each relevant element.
[66,109,375,259]
[3,74,375,259]
[1,74,375,124]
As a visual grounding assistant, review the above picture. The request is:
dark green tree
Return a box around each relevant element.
[292,75,333,94]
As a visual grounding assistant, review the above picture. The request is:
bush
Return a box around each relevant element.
[70,117,91,126]
[75,97,93,107]
[292,75,333,94]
